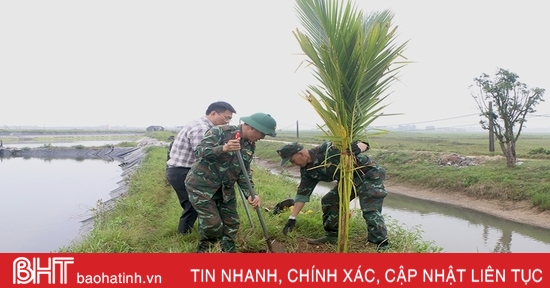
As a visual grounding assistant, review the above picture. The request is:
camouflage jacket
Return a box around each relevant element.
[295,141,378,203]
[184,124,256,202]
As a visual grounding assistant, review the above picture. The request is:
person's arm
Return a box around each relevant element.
[194,127,225,159]
[282,172,319,235]
[289,201,305,218]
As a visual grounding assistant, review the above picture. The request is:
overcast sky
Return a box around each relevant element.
[1,0,549,131]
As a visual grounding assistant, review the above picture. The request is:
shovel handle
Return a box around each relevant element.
[234,132,275,252]
[233,131,284,253]
[234,132,256,198]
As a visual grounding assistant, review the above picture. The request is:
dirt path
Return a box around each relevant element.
[254,158,550,230]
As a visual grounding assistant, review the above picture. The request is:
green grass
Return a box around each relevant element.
[376,151,550,202]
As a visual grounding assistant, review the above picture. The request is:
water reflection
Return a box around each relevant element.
[0,157,122,252]
[383,193,550,252]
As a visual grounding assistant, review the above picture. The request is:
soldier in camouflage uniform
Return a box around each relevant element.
[276,141,390,251]
[185,112,277,252]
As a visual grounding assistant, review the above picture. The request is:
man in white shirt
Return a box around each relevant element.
[166,101,236,234]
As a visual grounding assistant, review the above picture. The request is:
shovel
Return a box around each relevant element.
[237,185,254,228]
[234,132,285,253]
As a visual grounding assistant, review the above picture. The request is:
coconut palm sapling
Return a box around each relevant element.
[293,0,408,252]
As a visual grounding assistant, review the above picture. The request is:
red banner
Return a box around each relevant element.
[0,253,546,287]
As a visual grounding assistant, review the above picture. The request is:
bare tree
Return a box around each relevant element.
[470,68,545,167]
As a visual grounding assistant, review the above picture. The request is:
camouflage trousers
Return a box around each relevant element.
[188,187,239,252]
[321,175,388,244]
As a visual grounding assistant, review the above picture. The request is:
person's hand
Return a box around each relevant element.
[283,218,296,235]
[223,139,241,152]
[247,195,260,208]
[356,141,369,152]
[351,141,370,155]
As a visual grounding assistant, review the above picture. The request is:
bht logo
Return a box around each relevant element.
[13,257,74,284]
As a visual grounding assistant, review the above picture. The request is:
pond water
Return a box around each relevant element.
[383,192,550,252]
[0,139,126,252]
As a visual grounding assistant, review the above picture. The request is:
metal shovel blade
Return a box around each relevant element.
[269,239,286,253]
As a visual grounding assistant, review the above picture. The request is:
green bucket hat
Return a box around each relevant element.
[240,112,277,137]
[276,142,304,166]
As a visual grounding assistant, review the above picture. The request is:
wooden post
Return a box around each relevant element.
[296,120,299,139]
[489,101,495,152]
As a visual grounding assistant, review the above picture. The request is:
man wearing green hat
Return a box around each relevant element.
[276,140,390,251]
[185,112,277,252]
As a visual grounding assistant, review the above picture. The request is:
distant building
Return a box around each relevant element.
[146,125,164,131]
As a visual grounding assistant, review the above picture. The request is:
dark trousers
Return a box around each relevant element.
[166,167,197,234]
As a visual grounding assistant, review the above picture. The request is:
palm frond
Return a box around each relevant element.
[295,0,408,142]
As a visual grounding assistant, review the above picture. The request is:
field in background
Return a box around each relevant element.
[271,130,550,159]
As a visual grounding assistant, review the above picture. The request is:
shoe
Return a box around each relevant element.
[307,235,337,245]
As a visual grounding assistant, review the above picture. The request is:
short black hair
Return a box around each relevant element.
[205,101,236,115]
